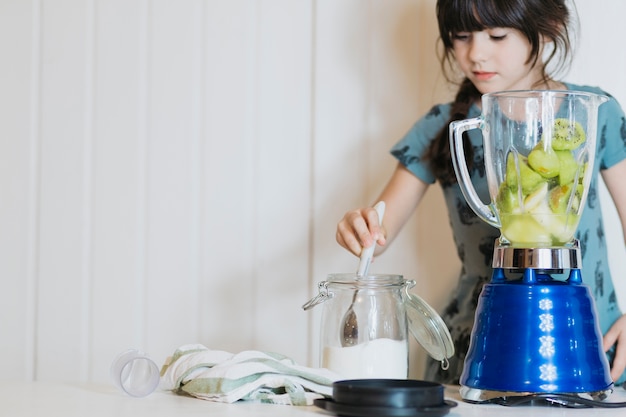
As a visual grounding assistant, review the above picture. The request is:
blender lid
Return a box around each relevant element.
[314,379,457,417]
[405,292,455,363]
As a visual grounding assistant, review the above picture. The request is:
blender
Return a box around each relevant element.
[449,90,612,402]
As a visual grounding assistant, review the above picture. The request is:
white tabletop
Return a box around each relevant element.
[4,381,626,417]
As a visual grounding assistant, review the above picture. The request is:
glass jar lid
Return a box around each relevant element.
[404,286,455,367]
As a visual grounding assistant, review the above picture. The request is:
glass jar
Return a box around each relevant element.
[303,273,454,380]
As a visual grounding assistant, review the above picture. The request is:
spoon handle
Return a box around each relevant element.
[356,201,386,277]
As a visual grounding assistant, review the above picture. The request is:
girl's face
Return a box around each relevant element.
[452,27,547,94]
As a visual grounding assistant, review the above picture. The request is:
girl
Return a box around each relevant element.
[336,0,626,385]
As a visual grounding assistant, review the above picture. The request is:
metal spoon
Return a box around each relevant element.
[341,201,386,347]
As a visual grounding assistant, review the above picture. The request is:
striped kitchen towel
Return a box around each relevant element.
[160,344,340,406]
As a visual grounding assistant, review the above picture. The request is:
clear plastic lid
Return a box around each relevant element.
[404,289,455,368]
[110,349,160,397]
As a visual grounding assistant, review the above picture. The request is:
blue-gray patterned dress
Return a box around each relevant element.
[391,83,626,385]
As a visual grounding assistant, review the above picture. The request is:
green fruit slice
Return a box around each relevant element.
[548,183,573,214]
[578,162,588,184]
[496,183,521,215]
[501,214,552,247]
[572,184,584,212]
[505,153,517,189]
[524,182,548,211]
[555,150,578,185]
[528,144,560,178]
[531,212,578,245]
[505,153,545,195]
[549,118,586,151]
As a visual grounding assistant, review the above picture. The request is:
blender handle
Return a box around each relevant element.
[449,117,501,228]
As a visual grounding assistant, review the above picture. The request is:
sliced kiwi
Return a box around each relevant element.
[505,153,518,189]
[523,182,548,212]
[531,211,575,245]
[501,214,552,246]
[572,184,584,212]
[505,153,545,194]
[548,183,573,214]
[496,183,521,215]
[528,143,560,178]
[578,162,588,184]
[549,118,586,151]
[555,150,578,185]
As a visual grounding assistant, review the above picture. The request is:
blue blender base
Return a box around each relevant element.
[460,268,613,402]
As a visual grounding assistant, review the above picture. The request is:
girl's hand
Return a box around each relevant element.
[604,313,626,382]
[335,163,429,258]
[336,207,387,257]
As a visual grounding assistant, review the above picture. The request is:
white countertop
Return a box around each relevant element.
[4,381,626,417]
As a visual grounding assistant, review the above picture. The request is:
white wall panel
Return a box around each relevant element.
[199,1,258,355]
[89,0,146,382]
[36,0,92,381]
[142,0,204,369]
[312,0,371,277]
[0,0,39,381]
[252,0,312,363]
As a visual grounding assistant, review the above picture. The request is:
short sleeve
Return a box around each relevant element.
[390,104,452,185]
[597,94,626,170]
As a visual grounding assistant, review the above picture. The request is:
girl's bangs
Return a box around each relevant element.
[443,0,522,34]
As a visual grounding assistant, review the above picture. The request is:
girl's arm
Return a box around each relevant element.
[336,163,430,257]
[600,158,626,381]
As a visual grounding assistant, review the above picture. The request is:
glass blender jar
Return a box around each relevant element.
[451,90,606,248]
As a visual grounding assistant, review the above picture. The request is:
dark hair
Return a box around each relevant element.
[424,0,574,184]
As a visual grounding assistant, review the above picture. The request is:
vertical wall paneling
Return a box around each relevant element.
[36,0,91,381]
[188,0,204,346]
[312,0,370,277]
[143,0,204,362]
[136,0,149,355]
[252,0,313,364]
[80,0,96,382]
[26,0,42,383]
[0,0,39,381]
[199,1,258,355]
[89,0,148,382]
